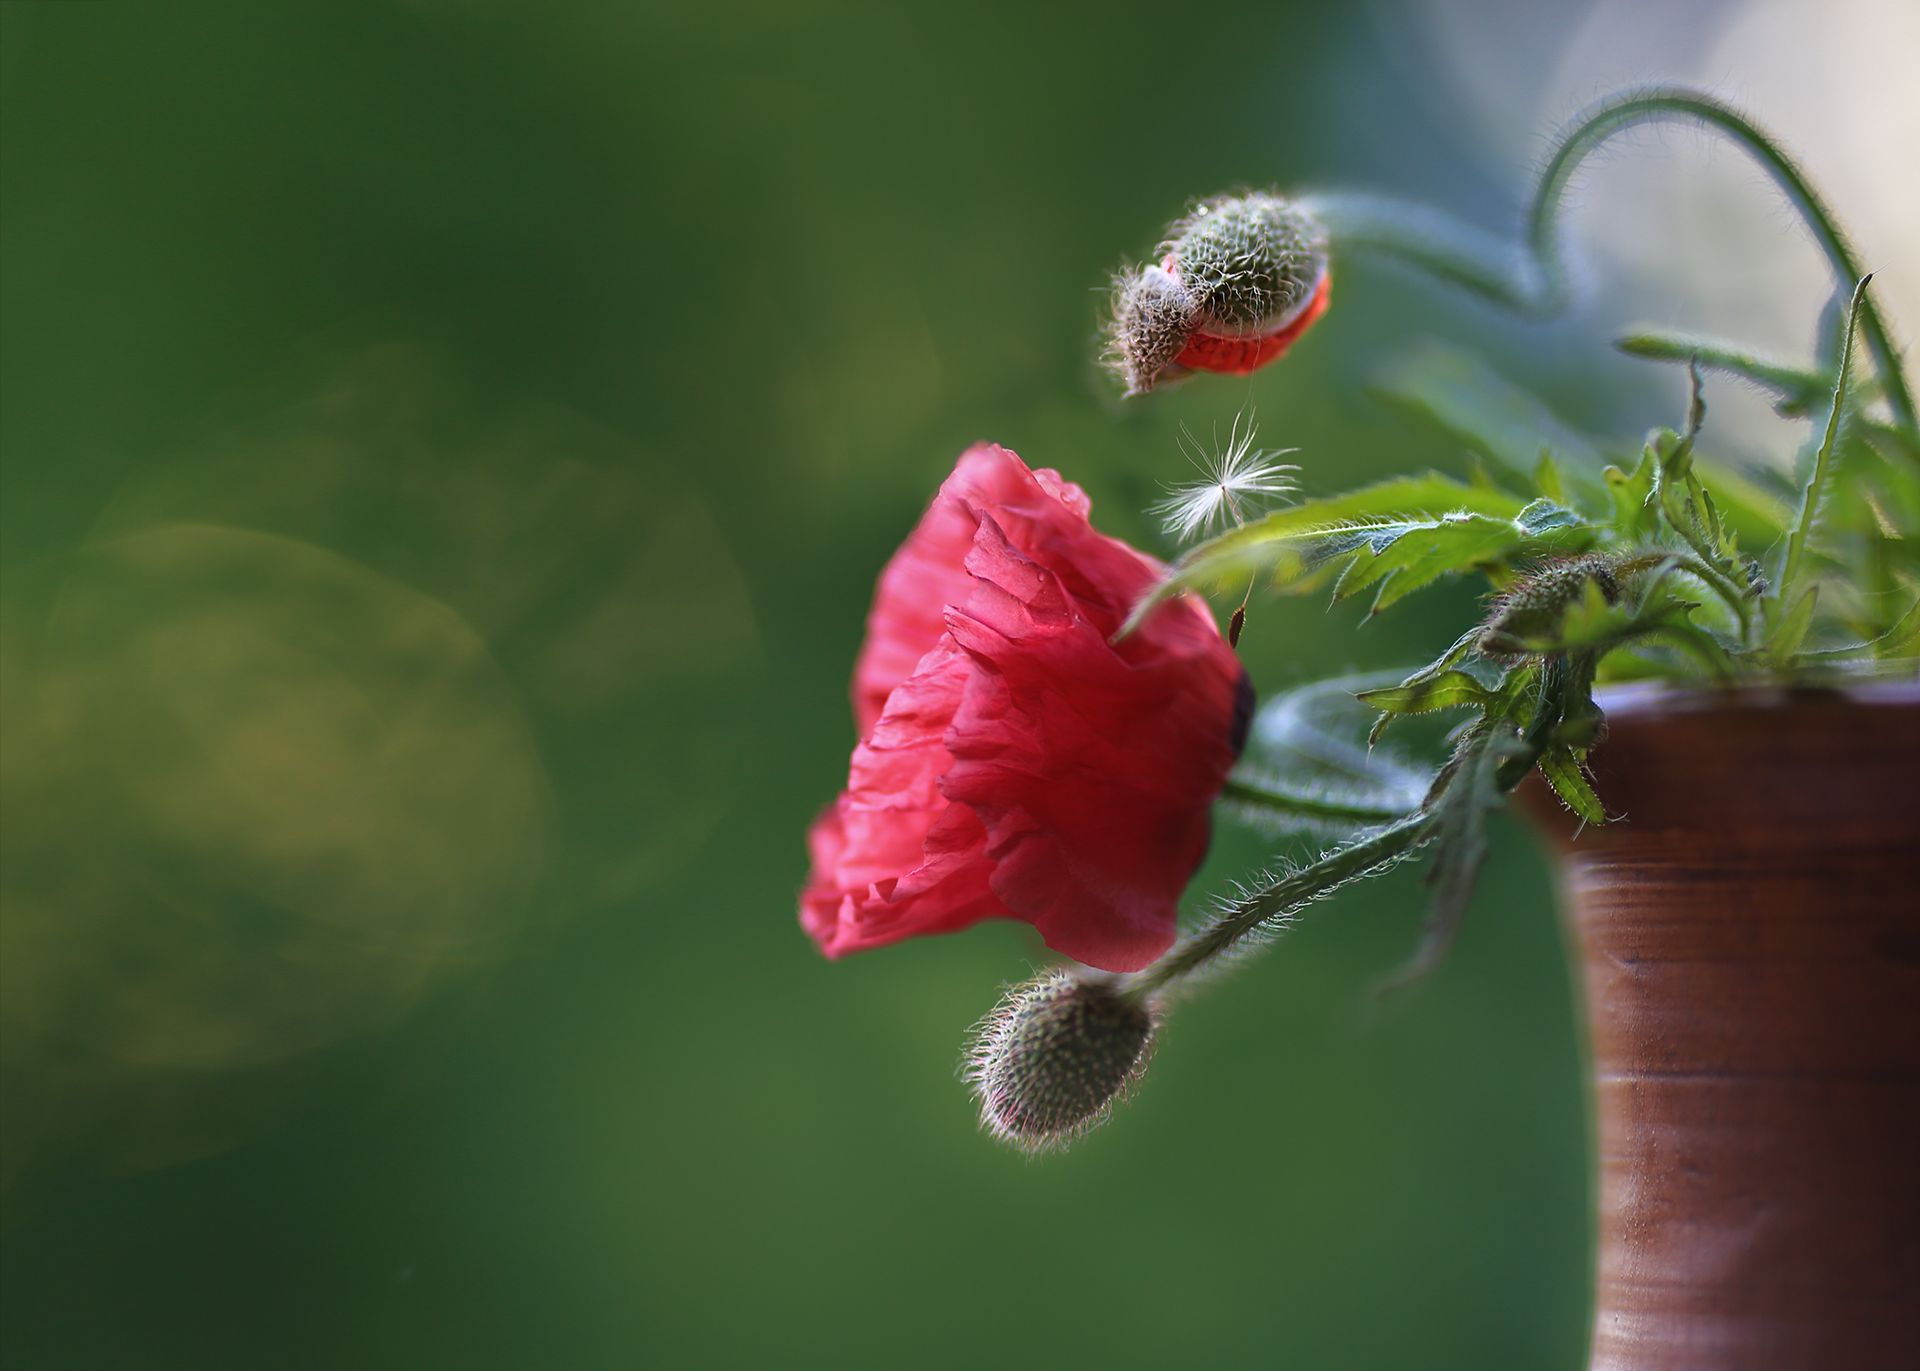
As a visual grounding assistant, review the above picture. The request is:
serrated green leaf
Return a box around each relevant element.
[1119,475,1531,634]
[1694,481,1730,557]
[1330,514,1523,611]
[1539,745,1607,826]
[1357,669,1493,737]
[1515,498,1585,535]
[1603,429,1783,551]
[1352,632,1483,744]
[1348,508,1597,614]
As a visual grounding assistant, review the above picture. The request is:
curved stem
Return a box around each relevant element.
[1669,553,1754,642]
[1301,191,1535,311]
[1305,87,1916,433]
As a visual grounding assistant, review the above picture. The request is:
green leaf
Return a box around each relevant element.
[1778,275,1870,614]
[1351,630,1482,744]
[1344,507,1596,613]
[1120,475,1533,634]
[1357,668,1491,725]
[1601,429,1783,556]
[1651,426,1695,486]
[1329,514,1538,613]
[1538,745,1607,826]
[1694,482,1730,558]
[1861,417,1920,466]
[1603,450,1658,541]
[1515,498,1586,535]
[1483,661,1542,724]
[1765,585,1820,663]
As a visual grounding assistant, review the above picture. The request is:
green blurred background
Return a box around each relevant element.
[2,2,1908,1367]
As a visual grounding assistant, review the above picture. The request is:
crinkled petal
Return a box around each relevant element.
[803,637,1000,957]
[805,443,1249,974]
[939,516,1245,972]
[852,445,1093,734]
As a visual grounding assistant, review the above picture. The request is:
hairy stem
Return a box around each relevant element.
[1305,87,1915,433]
[1667,551,1754,642]
[1123,811,1437,1002]
[1129,655,1584,1001]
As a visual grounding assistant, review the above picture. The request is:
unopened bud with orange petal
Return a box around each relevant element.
[1106,191,1331,396]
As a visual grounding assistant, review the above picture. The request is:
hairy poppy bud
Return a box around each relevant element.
[1106,191,1330,395]
[965,970,1159,1153]
[1108,265,1199,397]
[1479,554,1624,661]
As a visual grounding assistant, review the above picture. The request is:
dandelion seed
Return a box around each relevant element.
[1149,411,1299,542]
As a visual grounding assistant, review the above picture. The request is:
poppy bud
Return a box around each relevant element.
[1106,191,1331,395]
[1479,554,1624,661]
[1108,265,1200,397]
[965,970,1159,1153]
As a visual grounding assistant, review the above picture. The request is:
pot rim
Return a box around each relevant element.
[1591,673,1920,721]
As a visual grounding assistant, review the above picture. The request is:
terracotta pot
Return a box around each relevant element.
[1521,679,1920,1371]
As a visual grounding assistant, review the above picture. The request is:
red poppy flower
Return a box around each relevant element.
[801,444,1251,974]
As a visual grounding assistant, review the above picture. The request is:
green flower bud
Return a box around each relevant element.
[965,970,1158,1153]
[1165,192,1328,337]
[1479,554,1624,660]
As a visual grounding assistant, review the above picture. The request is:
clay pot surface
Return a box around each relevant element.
[1523,679,1920,1371]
